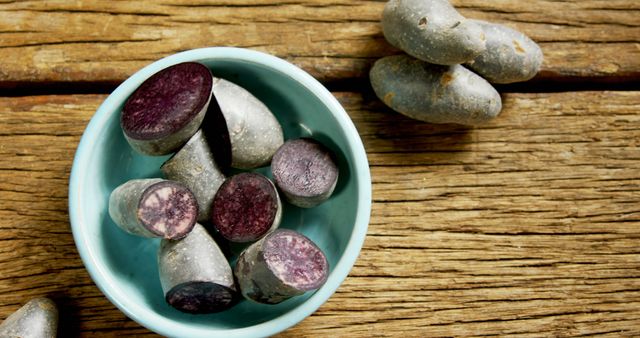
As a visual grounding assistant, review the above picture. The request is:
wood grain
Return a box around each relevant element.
[0,0,638,86]
[0,91,638,336]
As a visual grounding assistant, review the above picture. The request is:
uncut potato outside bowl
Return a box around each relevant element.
[68,47,372,338]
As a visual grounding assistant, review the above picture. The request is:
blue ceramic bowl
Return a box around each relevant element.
[68,47,371,337]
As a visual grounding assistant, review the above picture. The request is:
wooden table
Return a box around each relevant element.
[1,1,639,336]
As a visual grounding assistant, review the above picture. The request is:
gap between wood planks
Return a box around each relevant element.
[1,77,639,97]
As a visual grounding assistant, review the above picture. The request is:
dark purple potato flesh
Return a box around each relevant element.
[166,281,236,314]
[137,181,198,239]
[121,62,213,155]
[235,229,329,304]
[211,173,281,243]
[271,138,339,208]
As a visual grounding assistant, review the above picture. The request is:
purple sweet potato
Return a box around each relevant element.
[0,297,58,338]
[271,138,339,208]
[210,77,284,169]
[211,173,281,243]
[121,62,213,156]
[161,129,226,222]
[108,178,198,239]
[158,223,237,313]
[234,229,329,304]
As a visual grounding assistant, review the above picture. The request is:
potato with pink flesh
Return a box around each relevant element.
[234,229,329,304]
[121,62,213,156]
[211,173,282,243]
[108,178,198,239]
[161,129,226,222]
[271,138,339,208]
[0,298,57,338]
[158,223,237,313]
[211,77,284,169]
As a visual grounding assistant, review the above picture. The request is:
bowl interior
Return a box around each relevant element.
[70,49,370,337]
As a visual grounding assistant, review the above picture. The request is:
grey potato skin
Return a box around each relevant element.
[158,223,236,300]
[466,20,543,84]
[124,93,210,156]
[382,0,486,65]
[108,178,164,237]
[0,297,58,338]
[234,233,304,304]
[212,77,284,169]
[161,129,226,222]
[370,54,502,125]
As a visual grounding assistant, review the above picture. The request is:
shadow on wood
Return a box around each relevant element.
[48,293,81,337]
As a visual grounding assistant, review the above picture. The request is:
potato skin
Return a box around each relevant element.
[370,54,502,125]
[234,229,328,304]
[382,0,486,65]
[0,297,58,338]
[212,77,284,169]
[158,223,237,313]
[161,129,226,222]
[158,224,235,293]
[466,20,543,84]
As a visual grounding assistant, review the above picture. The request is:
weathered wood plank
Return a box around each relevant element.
[0,0,638,86]
[0,91,638,336]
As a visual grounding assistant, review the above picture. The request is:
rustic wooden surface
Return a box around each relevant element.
[1,91,639,336]
[0,0,639,337]
[0,0,638,86]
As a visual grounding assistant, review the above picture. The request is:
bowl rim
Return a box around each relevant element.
[68,47,372,338]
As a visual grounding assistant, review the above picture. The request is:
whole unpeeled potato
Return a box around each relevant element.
[0,298,58,338]
[466,20,543,84]
[370,54,502,125]
[382,0,486,65]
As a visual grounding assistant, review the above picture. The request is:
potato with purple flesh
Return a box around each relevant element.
[271,138,339,208]
[465,19,544,84]
[121,62,213,156]
[382,0,486,65]
[210,77,284,169]
[0,298,57,338]
[158,223,237,314]
[211,173,282,243]
[370,54,502,125]
[161,129,226,222]
[108,178,198,239]
[234,229,329,304]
